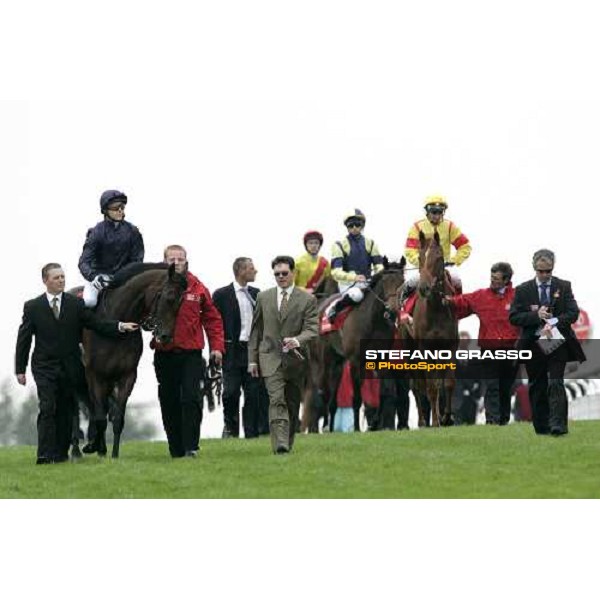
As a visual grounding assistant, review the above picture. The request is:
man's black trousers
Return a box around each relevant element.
[154,350,204,457]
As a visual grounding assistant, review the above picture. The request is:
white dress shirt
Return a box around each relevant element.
[233,281,254,342]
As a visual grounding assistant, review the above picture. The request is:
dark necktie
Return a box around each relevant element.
[540,283,550,305]
[51,297,59,320]
[279,290,288,317]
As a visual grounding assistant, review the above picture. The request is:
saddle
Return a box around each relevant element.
[319,295,353,334]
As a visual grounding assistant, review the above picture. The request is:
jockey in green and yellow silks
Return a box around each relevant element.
[295,230,331,294]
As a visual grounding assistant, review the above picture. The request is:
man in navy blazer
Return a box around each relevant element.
[213,257,268,438]
[509,249,585,436]
[15,263,138,464]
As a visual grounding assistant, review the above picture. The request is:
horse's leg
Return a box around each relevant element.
[427,379,440,427]
[308,388,324,434]
[87,376,111,456]
[301,357,320,434]
[311,354,329,433]
[351,364,363,432]
[412,381,427,428]
[441,375,456,426]
[111,372,137,459]
[328,358,343,432]
[70,394,83,460]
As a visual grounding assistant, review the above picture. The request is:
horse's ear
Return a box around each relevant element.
[382,256,389,269]
[168,263,176,279]
[400,256,406,269]
[419,231,426,246]
[434,230,440,245]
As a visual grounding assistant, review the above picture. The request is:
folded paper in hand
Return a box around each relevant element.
[536,325,565,355]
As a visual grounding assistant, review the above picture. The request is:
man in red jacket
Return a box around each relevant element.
[447,262,520,425]
[152,244,225,457]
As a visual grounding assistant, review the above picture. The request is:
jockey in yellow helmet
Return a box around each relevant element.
[327,209,384,322]
[401,195,472,304]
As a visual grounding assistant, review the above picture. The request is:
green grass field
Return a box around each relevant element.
[1,420,599,498]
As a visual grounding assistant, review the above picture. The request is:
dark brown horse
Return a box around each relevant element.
[79,263,187,458]
[403,231,458,427]
[301,275,341,433]
[305,258,406,432]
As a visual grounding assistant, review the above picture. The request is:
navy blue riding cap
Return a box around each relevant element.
[100,190,128,212]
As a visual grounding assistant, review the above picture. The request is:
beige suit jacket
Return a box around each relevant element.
[248,286,319,378]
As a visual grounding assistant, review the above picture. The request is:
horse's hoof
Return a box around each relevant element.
[81,442,97,454]
[71,446,83,460]
[441,414,454,427]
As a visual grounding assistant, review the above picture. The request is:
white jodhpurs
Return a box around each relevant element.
[82,281,99,308]
[338,281,367,301]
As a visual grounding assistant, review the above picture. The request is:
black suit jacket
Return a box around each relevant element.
[213,283,259,368]
[15,292,120,383]
[509,276,586,363]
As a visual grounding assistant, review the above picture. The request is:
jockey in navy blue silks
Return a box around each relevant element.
[327,209,384,322]
[78,190,145,307]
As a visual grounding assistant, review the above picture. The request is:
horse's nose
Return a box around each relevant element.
[158,333,172,344]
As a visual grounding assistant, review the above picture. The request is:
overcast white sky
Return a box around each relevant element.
[1,0,598,432]
[3,1,599,593]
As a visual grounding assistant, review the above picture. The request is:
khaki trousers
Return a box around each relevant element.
[264,365,304,452]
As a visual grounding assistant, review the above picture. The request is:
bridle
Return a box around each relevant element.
[363,268,405,325]
[140,291,162,332]
[140,287,184,333]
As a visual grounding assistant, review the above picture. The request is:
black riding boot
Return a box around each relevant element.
[328,295,358,323]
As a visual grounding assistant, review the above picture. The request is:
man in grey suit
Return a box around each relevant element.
[248,256,319,454]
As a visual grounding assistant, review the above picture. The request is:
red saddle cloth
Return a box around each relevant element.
[404,292,418,315]
[336,361,381,408]
[319,297,353,334]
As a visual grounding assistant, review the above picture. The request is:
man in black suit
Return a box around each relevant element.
[509,249,586,436]
[213,257,268,438]
[15,263,139,464]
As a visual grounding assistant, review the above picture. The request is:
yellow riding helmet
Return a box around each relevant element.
[343,209,366,226]
[423,195,448,210]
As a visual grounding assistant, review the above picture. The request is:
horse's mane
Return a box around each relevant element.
[368,258,405,290]
[110,262,169,288]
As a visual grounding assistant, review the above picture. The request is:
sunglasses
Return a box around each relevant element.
[536,269,553,274]
[427,208,444,215]
[274,271,290,277]
[346,221,363,228]
[107,204,125,212]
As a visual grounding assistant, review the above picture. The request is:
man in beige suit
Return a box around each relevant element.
[248,255,319,454]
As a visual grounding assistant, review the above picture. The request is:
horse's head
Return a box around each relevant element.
[369,256,406,316]
[418,230,445,299]
[147,264,188,344]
